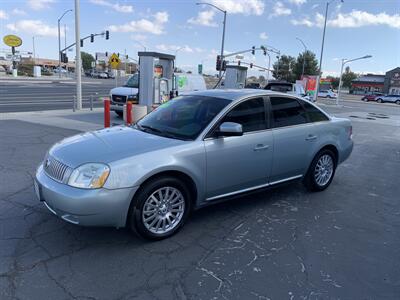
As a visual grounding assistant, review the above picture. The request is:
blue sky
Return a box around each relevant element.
[1,0,399,76]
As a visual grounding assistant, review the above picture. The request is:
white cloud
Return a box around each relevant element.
[109,11,168,34]
[209,0,264,16]
[12,8,27,15]
[311,4,319,10]
[291,10,400,29]
[259,32,268,40]
[188,0,264,27]
[0,10,8,20]
[130,34,147,42]
[270,2,291,17]
[188,10,217,27]
[90,0,134,13]
[6,19,60,37]
[156,44,204,53]
[27,0,55,10]
[288,0,307,5]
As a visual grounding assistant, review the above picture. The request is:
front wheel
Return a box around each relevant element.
[377,98,383,103]
[128,177,192,240]
[395,100,400,105]
[303,149,337,192]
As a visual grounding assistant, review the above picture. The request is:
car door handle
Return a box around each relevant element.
[305,135,317,141]
[254,144,270,151]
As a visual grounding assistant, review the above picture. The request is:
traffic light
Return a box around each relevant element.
[60,52,68,63]
[216,55,222,71]
[126,55,128,60]
[222,60,227,71]
[251,46,255,55]
[105,52,108,57]
[90,34,94,43]
[238,60,241,66]
[80,39,83,47]
[250,63,253,68]
[261,45,267,56]
[105,30,109,40]
[117,53,120,57]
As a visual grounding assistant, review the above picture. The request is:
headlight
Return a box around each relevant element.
[68,163,110,189]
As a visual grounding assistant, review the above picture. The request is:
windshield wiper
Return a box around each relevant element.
[136,124,191,141]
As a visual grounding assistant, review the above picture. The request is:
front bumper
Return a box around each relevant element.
[111,103,124,112]
[35,164,139,228]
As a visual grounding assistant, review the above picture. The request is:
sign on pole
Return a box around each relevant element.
[3,35,23,47]
[109,53,120,69]
[198,64,203,75]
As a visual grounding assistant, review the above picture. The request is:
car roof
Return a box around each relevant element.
[184,89,290,102]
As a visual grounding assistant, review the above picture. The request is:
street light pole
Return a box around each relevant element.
[58,9,73,78]
[196,2,227,87]
[314,0,343,101]
[74,0,82,110]
[337,55,372,105]
[32,36,36,65]
[266,52,271,85]
[296,37,307,79]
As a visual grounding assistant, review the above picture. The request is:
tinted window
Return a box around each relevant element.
[125,74,139,88]
[302,101,329,122]
[270,97,308,128]
[137,96,230,140]
[221,98,266,133]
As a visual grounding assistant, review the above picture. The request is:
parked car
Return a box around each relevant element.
[245,82,261,89]
[375,94,400,104]
[318,89,337,98]
[264,81,311,101]
[98,72,108,79]
[110,73,207,117]
[361,93,384,102]
[34,90,353,240]
[106,71,115,79]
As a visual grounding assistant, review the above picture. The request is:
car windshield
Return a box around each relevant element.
[136,95,231,140]
[125,74,139,88]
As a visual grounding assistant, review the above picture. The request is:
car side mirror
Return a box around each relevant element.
[216,122,243,137]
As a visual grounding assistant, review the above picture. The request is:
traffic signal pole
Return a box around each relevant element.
[74,0,82,110]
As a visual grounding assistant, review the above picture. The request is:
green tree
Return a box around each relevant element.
[341,66,357,89]
[272,55,296,82]
[294,50,319,80]
[326,76,340,89]
[81,51,95,71]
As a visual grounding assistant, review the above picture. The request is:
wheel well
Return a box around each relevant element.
[319,145,339,164]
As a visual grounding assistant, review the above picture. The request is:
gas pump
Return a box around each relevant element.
[138,52,175,112]
[224,65,248,89]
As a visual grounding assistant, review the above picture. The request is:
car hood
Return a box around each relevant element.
[49,126,184,168]
[110,87,138,96]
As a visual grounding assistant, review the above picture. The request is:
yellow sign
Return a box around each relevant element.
[3,35,23,47]
[108,53,120,69]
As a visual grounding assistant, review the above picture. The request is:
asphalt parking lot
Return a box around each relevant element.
[0,102,399,299]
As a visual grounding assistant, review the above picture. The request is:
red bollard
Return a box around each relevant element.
[104,98,110,128]
[126,102,132,125]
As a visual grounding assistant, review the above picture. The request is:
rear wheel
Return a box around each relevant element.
[303,149,337,192]
[128,176,192,240]
[377,98,383,103]
[395,100,400,105]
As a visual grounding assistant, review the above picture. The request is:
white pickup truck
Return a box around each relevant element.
[109,73,206,116]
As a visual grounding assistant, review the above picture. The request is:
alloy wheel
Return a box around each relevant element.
[314,154,334,187]
[142,186,185,235]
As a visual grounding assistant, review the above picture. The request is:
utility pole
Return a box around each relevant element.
[32,36,36,65]
[314,0,344,101]
[58,9,72,78]
[74,0,82,110]
[337,55,372,106]
[196,2,227,87]
[296,37,307,79]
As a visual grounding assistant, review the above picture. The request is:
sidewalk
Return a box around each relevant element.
[0,108,123,132]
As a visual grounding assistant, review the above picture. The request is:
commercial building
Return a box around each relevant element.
[351,67,400,95]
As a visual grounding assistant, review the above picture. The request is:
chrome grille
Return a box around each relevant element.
[44,156,71,183]
[112,94,127,104]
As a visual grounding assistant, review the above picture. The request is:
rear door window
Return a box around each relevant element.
[270,97,308,128]
[302,101,329,122]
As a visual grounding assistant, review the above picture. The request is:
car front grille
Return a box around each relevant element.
[44,156,72,183]
[112,95,127,104]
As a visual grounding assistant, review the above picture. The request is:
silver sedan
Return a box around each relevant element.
[34,90,353,239]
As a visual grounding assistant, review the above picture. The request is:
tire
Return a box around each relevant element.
[303,149,337,192]
[395,100,400,105]
[327,95,332,99]
[362,98,368,102]
[377,98,383,103]
[128,176,192,240]
[115,111,123,117]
